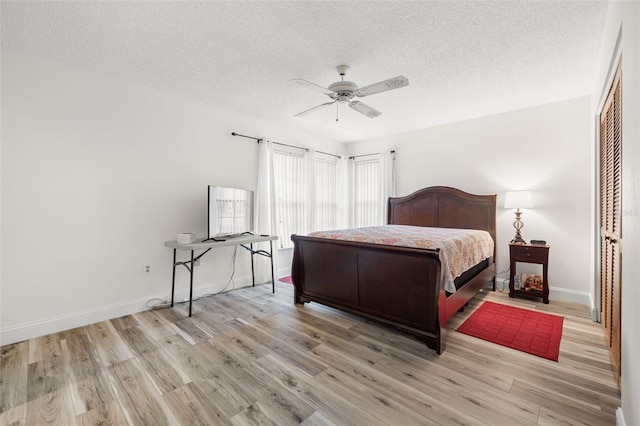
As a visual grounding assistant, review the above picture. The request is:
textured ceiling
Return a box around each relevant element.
[1,1,608,143]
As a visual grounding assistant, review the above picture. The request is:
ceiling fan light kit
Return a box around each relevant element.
[291,65,409,120]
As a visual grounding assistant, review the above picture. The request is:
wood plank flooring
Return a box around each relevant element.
[0,282,620,425]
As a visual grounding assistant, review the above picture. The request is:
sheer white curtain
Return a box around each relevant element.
[273,149,306,249]
[255,139,278,281]
[380,149,396,223]
[352,150,396,227]
[256,141,359,279]
[312,153,349,232]
[352,158,380,227]
[336,155,349,229]
[305,148,316,233]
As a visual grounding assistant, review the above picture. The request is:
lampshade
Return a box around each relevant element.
[504,191,533,209]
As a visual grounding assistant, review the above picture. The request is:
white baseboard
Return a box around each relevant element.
[616,407,626,426]
[494,278,591,306]
[0,276,268,346]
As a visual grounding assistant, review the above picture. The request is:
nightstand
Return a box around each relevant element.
[509,243,550,304]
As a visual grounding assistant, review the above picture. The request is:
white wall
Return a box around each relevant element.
[591,2,640,425]
[347,97,593,304]
[0,50,343,345]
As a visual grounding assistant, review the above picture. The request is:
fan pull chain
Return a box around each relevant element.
[338,69,343,122]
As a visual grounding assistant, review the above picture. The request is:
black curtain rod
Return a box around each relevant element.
[231,132,340,158]
[349,150,396,160]
[231,132,260,141]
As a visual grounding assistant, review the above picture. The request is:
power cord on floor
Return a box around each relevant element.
[495,267,511,292]
[200,245,238,298]
[146,298,171,309]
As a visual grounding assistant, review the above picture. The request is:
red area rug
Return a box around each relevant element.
[456,301,564,361]
[279,276,293,284]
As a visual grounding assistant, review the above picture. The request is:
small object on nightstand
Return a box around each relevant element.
[531,239,547,245]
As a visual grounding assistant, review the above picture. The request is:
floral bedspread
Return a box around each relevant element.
[308,225,494,293]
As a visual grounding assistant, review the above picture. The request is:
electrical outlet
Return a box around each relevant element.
[142,264,152,275]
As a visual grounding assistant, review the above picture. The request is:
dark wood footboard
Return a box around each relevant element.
[291,235,448,353]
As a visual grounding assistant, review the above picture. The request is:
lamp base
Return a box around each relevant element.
[511,210,526,244]
[510,235,527,244]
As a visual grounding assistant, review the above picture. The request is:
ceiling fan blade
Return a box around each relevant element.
[290,78,334,95]
[294,100,337,117]
[349,101,381,118]
[355,75,409,97]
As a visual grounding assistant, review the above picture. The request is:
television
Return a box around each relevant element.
[207,186,254,239]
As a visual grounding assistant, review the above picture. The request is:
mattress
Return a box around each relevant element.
[308,225,494,293]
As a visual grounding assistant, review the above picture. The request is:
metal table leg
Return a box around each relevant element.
[250,242,255,287]
[189,250,194,317]
[171,249,177,307]
[270,240,275,293]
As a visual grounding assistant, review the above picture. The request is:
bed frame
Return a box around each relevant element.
[291,186,496,354]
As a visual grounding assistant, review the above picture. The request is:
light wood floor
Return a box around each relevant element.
[1,281,620,425]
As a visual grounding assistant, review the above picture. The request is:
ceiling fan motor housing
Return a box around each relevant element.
[328,81,358,102]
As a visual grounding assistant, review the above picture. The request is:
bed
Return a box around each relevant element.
[290,186,496,354]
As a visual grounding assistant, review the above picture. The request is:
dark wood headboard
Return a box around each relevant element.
[387,186,497,255]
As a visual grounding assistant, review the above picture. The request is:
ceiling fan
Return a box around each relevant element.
[291,65,409,120]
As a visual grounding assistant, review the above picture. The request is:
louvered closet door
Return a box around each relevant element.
[599,63,621,379]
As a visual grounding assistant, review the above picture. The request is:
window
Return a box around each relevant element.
[258,140,389,250]
[315,154,338,232]
[353,158,382,227]
[271,149,346,248]
[351,151,395,228]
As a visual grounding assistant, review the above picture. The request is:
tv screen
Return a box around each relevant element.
[208,186,254,239]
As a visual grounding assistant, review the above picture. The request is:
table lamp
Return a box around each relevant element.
[504,191,533,244]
